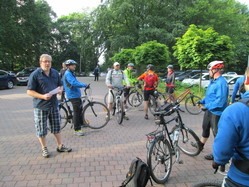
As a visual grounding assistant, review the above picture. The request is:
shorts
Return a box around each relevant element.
[166,87,174,94]
[202,110,220,138]
[144,89,155,101]
[34,107,61,138]
[124,87,130,98]
[107,89,124,104]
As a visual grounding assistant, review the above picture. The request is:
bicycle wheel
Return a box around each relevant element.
[116,99,124,124]
[59,105,69,130]
[147,137,172,184]
[104,92,109,106]
[185,95,202,115]
[130,92,143,107]
[192,179,222,187]
[148,96,160,114]
[82,101,110,129]
[171,126,201,156]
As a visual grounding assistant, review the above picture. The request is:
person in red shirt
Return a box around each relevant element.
[137,64,158,119]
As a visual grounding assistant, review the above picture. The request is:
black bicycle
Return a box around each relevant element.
[146,102,202,184]
[59,85,110,129]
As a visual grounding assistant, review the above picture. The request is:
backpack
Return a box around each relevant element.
[144,72,156,88]
[120,157,152,187]
[238,81,246,95]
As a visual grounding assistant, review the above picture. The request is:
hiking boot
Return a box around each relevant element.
[191,142,204,151]
[57,144,72,153]
[74,130,85,136]
[42,147,50,158]
[204,154,214,160]
[144,114,149,120]
[124,115,129,120]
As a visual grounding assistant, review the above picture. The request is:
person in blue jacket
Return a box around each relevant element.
[213,76,249,187]
[230,67,249,104]
[193,61,228,160]
[63,59,88,136]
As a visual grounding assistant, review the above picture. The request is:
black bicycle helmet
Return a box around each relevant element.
[147,64,154,70]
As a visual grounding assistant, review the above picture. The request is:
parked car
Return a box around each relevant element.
[175,70,208,81]
[182,73,210,86]
[16,67,38,85]
[223,72,237,76]
[0,70,17,89]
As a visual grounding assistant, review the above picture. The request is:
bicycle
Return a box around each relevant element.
[59,85,110,130]
[146,102,202,184]
[104,82,144,108]
[192,165,227,187]
[156,85,202,115]
[109,87,126,124]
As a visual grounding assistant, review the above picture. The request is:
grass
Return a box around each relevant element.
[157,80,206,100]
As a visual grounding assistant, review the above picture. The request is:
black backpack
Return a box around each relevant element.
[120,157,152,187]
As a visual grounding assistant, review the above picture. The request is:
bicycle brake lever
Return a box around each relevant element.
[179,108,185,113]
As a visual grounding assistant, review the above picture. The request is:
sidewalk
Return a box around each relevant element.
[0,77,223,187]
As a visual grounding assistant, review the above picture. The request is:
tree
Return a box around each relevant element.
[173,25,235,70]
[134,41,170,71]
[110,49,135,68]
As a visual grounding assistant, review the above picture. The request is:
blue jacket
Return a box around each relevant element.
[200,76,228,116]
[63,69,87,99]
[230,76,245,103]
[213,91,249,186]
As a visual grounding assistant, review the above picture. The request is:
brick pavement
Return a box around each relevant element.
[0,77,223,187]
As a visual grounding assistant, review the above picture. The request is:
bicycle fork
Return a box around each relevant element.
[171,129,183,164]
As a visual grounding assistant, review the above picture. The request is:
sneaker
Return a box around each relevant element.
[204,154,214,160]
[74,130,85,136]
[57,144,72,153]
[105,115,110,121]
[42,147,50,158]
[144,114,148,120]
[124,115,129,120]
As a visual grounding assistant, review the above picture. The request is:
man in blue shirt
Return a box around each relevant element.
[213,76,249,186]
[230,67,249,104]
[27,54,72,158]
[63,59,88,136]
[193,61,228,160]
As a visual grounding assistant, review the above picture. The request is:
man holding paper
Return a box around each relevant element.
[27,54,72,158]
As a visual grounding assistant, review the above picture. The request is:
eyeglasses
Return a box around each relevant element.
[41,60,51,63]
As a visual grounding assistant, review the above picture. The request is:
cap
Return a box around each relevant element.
[113,62,120,66]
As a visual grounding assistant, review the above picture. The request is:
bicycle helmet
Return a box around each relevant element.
[167,65,173,69]
[147,64,154,70]
[65,59,77,66]
[127,63,134,67]
[207,61,224,70]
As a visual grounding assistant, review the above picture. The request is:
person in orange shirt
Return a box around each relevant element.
[137,64,158,119]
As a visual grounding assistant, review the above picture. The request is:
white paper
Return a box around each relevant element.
[49,87,60,95]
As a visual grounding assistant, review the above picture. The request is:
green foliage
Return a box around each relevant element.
[133,41,170,68]
[173,24,235,70]
[110,49,135,67]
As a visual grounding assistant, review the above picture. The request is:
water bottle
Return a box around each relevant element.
[169,133,174,141]
[173,130,179,142]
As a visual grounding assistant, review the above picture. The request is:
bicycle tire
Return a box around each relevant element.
[116,99,124,124]
[185,95,202,115]
[192,179,222,187]
[171,126,201,156]
[130,92,143,107]
[59,105,69,130]
[147,137,172,184]
[148,96,160,114]
[82,101,110,129]
[104,92,109,106]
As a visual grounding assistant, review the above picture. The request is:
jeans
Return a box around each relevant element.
[69,98,83,131]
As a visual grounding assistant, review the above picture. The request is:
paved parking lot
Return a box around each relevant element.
[0,77,223,187]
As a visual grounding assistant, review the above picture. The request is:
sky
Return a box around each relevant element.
[45,0,249,18]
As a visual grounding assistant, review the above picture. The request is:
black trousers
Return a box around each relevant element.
[69,98,83,131]
[202,110,220,138]
[94,73,99,81]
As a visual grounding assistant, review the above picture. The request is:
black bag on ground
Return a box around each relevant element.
[120,157,152,187]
